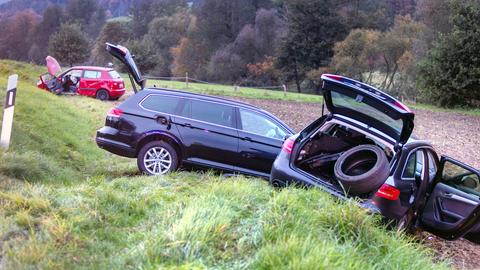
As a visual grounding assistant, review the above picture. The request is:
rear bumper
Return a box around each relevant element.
[270,151,347,198]
[96,127,136,158]
[109,88,126,98]
[271,151,382,213]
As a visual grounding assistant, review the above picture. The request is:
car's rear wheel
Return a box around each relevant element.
[96,89,109,101]
[137,141,179,175]
[334,145,389,194]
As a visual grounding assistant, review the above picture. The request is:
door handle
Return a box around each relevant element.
[444,193,479,206]
[183,123,192,128]
[242,137,252,141]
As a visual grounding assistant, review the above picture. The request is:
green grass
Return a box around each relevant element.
[0,60,451,269]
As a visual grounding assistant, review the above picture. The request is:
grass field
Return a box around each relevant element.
[0,60,451,269]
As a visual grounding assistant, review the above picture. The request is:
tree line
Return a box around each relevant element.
[0,0,479,108]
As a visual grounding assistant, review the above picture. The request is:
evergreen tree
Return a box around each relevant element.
[417,1,480,107]
[276,0,347,92]
[48,23,90,66]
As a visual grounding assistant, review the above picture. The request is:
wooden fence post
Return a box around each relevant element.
[185,72,189,89]
[1,74,18,149]
[283,84,287,97]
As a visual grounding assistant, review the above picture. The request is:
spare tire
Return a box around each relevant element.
[334,145,389,195]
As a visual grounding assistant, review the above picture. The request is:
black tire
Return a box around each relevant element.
[137,141,179,175]
[334,145,389,194]
[96,89,109,101]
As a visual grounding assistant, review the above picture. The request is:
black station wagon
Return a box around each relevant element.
[96,43,294,178]
[270,74,480,243]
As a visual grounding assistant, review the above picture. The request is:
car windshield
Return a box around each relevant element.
[331,90,404,134]
[108,70,121,79]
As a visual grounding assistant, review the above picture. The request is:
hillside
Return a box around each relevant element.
[0,0,134,18]
[0,60,449,269]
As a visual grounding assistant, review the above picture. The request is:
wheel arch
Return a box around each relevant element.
[136,131,184,160]
[96,88,110,99]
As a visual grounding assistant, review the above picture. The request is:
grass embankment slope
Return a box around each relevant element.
[0,60,448,269]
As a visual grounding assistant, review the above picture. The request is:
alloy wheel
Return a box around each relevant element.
[143,147,172,175]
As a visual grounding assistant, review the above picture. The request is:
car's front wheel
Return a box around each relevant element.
[137,141,179,175]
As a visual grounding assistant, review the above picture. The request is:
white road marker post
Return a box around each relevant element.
[282,84,287,97]
[0,74,18,149]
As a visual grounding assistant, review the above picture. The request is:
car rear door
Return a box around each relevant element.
[175,98,240,171]
[420,156,480,243]
[78,70,101,96]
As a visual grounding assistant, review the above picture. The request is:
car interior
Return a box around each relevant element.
[295,122,393,193]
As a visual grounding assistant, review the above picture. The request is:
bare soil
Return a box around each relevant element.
[230,97,480,270]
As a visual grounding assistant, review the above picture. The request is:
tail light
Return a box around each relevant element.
[282,137,295,154]
[107,107,123,118]
[375,184,400,200]
[393,100,412,113]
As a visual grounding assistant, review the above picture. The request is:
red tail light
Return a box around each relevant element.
[375,184,400,200]
[393,101,412,113]
[107,107,123,118]
[282,137,295,154]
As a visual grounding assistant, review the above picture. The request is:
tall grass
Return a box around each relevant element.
[0,60,450,269]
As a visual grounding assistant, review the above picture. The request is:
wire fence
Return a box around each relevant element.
[144,73,289,96]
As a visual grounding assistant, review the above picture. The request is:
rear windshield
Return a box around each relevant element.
[108,70,121,79]
[331,90,403,134]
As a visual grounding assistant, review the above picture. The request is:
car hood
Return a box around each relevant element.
[321,74,414,145]
[46,56,62,77]
[106,42,145,89]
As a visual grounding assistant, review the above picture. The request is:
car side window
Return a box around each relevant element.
[83,70,101,79]
[191,100,234,128]
[442,161,480,196]
[141,95,182,114]
[239,108,287,140]
[64,69,82,78]
[402,150,424,179]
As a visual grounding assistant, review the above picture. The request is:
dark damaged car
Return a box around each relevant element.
[96,43,294,178]
[270,74,480,244]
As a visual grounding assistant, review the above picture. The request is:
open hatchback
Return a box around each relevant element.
[270,74,480,243]
[37,55,126,100]
[321,74,414,146]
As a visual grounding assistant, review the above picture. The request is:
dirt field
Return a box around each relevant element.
[230,97,480,270]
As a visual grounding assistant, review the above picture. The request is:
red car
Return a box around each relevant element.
[37,56,126,100]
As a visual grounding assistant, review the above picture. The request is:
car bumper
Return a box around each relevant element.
[270,151,347,198]
[271,151,383,214]
[109,88,126,98]
[96,127,136,158]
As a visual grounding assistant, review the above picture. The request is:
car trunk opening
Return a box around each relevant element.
[294,121,394,197]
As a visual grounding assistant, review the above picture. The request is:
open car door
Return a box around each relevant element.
[421,157,480,244]
[105,42,145,92]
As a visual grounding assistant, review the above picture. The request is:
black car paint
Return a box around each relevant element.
[96,89,294,178]
[271,75,480,243]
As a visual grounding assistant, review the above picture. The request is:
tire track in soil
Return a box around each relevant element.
[230,97,480,270]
